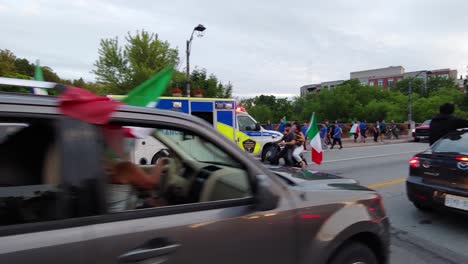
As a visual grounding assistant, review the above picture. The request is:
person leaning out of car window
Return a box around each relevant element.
[429,103,468,145]
[102,126,167,212]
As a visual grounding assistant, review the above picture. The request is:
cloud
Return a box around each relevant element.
[1,0,467,97]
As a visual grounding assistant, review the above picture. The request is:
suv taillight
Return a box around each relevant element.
[409,157,420,168]
[456,156,468,162]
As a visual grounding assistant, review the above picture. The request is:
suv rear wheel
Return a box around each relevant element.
[329,242,378,264]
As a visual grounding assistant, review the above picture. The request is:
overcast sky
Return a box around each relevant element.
[1,0,467,97]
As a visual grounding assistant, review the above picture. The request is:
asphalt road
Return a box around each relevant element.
[306,143,468,264]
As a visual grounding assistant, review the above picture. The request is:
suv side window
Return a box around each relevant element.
[101,124,252,213]
[0,120,66,226]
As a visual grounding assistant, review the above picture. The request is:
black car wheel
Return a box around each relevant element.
[329,242,378,264]
[412,201,433,212]
[414,137,420,142]
[261,144,276,162]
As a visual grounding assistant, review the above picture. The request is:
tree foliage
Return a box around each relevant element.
[1,30,233,98]
[242,78,467,124]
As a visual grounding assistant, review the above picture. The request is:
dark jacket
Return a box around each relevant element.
[429,114,468,145]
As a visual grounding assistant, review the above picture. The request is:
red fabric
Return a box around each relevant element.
[59,86,122,124]
[311,147,322,165]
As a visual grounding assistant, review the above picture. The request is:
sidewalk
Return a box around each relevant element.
[317,135,413,150]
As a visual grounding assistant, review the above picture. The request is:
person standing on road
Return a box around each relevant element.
[330,121,343,149]
[373,121,380,142]
[359,120,368,143]
[350,121,360,143]
[277,118,286,134]
[320,120,328,150]
[302,121,309,150]
[390,120,399,139]
[327,120,335,147]
[379,120,387,142]
[429,103,468,145]
[265,120,273,130]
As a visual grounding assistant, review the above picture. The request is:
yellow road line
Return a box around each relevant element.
[367,178,407,189]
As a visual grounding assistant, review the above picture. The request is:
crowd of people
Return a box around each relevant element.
[263,102,468,169]
[265,119,400,153]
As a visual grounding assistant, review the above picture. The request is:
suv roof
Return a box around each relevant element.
[0,92,213,129]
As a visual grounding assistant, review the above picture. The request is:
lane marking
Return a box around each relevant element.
[323,151,417,163]
[367,178,406,189]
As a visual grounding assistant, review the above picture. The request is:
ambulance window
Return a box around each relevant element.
[238,116,257,131]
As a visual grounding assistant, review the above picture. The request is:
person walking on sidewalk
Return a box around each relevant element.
[320,120,328,149]
[331,121,343,149]
[390,120,399,139]
[359,120,368,143]
[379,120,387,142]
[373,121,380,142]
[350,121,360,143]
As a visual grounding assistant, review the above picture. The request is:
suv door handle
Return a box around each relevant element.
[118,240,180,263]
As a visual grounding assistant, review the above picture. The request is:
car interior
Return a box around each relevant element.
[104,126,252,213]
[0,120,63,225]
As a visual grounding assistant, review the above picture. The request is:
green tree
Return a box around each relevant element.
[396,78,425,96]
[426,76,457,94]
[125,30,179,88]
[189,68,233,98]
[0,49,17,76]
[92,37,131,94]
[249,105,273,123]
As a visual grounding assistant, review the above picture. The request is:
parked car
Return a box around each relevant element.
[407,129,468,214]
[413,120,431,142]
[0,80,390,264]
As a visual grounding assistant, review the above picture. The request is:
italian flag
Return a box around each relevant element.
[306,113,322,165]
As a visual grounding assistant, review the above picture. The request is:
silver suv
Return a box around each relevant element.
[0,79,389,264]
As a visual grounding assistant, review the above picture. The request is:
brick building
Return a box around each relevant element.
[300,66,461,96]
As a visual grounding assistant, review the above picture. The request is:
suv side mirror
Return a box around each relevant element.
[254,175,279,211]
[255,123,261,131]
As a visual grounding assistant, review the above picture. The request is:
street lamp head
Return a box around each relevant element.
[194,24,206,32]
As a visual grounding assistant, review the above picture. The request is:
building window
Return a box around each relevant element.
[438,74,449,79]
[369,80,375,86]
[388,78,394,88]
[377,79,383,87]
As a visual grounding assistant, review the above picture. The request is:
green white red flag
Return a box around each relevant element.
[306,112,322,165]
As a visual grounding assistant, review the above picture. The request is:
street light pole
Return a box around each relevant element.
[186,39,191,97]
[408,80,412,129]
[408,70,427,135]
[185,24,206,97]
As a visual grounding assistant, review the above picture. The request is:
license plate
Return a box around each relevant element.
[445,194,468,211]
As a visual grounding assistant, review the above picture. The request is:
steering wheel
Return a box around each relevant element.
[157,157,190,202]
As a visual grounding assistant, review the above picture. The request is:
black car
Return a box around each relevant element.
[407,129,468,214]
[412,120,431,142]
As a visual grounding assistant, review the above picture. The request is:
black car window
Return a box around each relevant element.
[101,124,252,214]
[431,131,468,153]
[0,120,67,226]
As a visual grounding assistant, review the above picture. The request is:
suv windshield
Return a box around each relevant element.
[431,131,468,153]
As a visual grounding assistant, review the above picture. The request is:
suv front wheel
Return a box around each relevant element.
[329,242,378,264]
